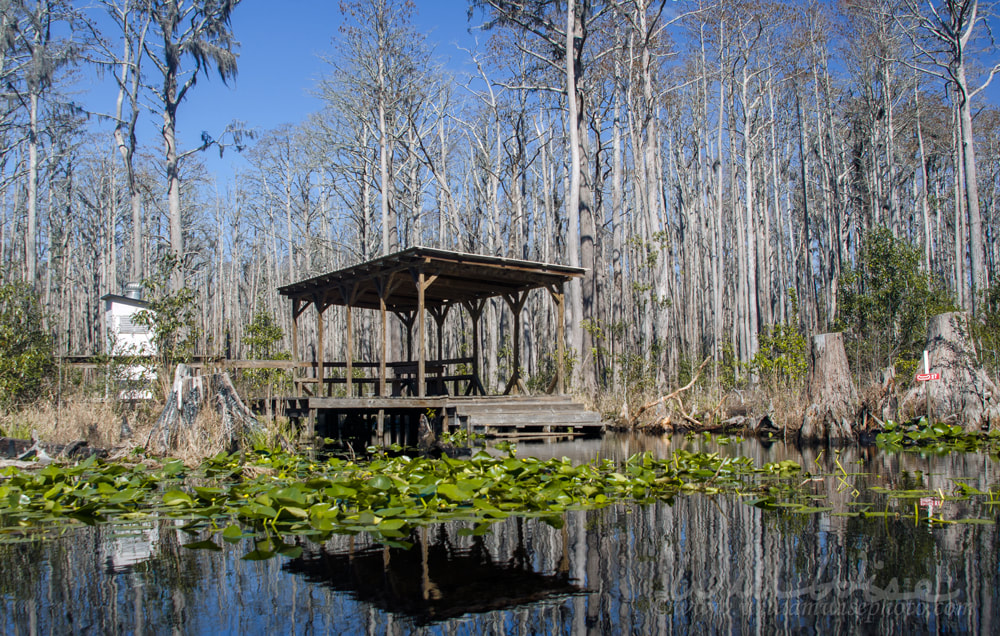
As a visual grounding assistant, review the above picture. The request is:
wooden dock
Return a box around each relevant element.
[273,394,604,444]
[446,395,603,436]
[269,246,600,446]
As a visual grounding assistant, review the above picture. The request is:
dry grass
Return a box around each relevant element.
[593,380,810,433]
[0,397,138,448]
[159,408,235,465]
[0,390,287,466]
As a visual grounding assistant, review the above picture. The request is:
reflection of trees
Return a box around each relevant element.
[3,439,1000,632]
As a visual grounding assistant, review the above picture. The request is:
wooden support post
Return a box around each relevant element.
[345,304,353,396]
[408,268,438,398]
[379,294,388,397]
[290,298,311,397]
[463,299,486,396]
[315,295,326,397]
[503,291,529,395]
[291,299,301,396]
[418,271,426,397]
[548,283,566,395]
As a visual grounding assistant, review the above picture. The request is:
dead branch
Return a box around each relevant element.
[672,396,702,427]
[628,357,710,428]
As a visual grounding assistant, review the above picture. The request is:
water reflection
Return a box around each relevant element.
[2,436,1000,634]
[284,523,580,625]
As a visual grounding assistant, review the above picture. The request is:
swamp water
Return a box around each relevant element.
[2,433,1000,635]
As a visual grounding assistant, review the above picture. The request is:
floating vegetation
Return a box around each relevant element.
[876,419,1000,455]
[1,448,799,551]
[4,440,999,557]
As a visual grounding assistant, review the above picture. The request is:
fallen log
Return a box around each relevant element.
[799,332,858,444]
[901,312,1000,432]
[1,435,104,464]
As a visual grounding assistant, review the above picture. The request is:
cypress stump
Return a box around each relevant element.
[146,363,263,452]
[799,332,858,444]
[902,312,1000,432]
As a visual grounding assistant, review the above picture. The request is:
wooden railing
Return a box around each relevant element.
[60,356,486,398]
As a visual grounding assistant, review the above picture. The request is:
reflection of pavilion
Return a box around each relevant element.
[283,524,580,625]
[274,247,603,441]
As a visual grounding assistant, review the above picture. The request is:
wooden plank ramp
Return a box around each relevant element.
[262,394,604,443]
[446,396,604,437]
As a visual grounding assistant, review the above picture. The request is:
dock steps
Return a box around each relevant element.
[447,396,604,436]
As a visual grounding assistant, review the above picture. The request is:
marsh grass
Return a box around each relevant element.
[0,398,125,447]
[597,382,809,434]
[0,385,290,465]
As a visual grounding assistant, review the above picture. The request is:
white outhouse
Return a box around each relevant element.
[101,283,156,398]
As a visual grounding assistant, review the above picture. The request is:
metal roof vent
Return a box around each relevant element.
[123,282,143,301]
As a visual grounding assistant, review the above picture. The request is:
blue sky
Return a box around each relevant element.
[81,1,1000,187]
[157,0,480,184]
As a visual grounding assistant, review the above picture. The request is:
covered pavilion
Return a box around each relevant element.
[277,246,584,400]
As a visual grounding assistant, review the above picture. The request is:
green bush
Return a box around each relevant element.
[242,309,291,395]
[837,228,954,378]
[975,282,1000,375]
[750,288,808,391]
[0,282,54,408]
[751,321,808,391]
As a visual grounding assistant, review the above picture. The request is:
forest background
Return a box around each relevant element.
[3,0,1000,425]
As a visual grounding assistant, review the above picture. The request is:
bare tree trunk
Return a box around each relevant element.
[915,83,933,273]
[566,0,583,384]
[799,332,859,444]
[957,63,987,307]
[163,73,183,291]
[27,91,38,286]
[902,312,1000,431]
[378,64,392,255]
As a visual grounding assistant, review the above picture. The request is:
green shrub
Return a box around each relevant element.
[751,321,808,391]
[751,288,808,391]
[0,282,54,408]
[133,258,200,370]
[837,228,954,378]
[242,309,291,395]
[974,282,1000,375]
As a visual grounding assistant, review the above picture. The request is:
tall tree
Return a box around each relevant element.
[102,0,151,284]
[472,0,608,385]
[900,0,1000,310]
[144,0,241,291]
[334,0,428,256]
[10,0,79,288]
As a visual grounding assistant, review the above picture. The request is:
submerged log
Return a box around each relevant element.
[0,436,102,461]
[902,312,1000,432]
[146,364,263,452]
[799,332,858,444]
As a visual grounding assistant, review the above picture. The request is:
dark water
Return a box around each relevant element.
[3,434,1000,635]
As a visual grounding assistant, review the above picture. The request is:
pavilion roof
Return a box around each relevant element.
[277,246,584,312]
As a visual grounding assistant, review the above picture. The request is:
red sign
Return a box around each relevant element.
[916,372,940,382]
